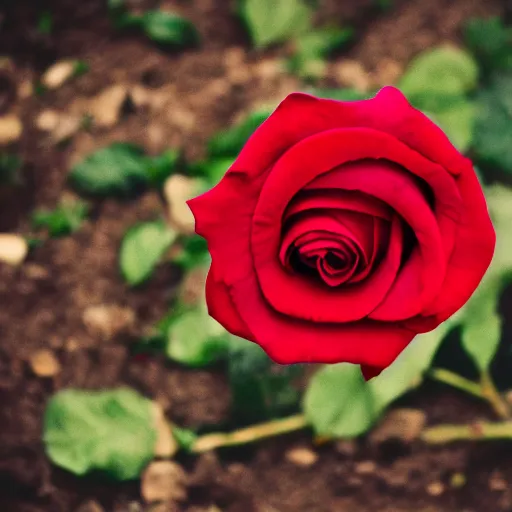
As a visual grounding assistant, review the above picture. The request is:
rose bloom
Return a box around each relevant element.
[188,87,495,380]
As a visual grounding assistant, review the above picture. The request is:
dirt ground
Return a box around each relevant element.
[1,0,512,511]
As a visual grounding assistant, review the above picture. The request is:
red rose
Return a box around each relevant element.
[187,87,495,379]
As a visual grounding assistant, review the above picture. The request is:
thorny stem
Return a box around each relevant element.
[422,421,512,444]
[191,414,309,453]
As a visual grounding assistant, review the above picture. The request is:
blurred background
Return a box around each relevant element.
[1,1,512,511]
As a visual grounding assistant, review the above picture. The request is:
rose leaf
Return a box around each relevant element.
[172,425,198,452]
[473,72,512,175]
[69,143,150,198]
[460,276,503,373]
[120,220,177,286]
[141,11,199,48]
[309,88,370,101]
[398,45,479,112]
[145,149,180,188]
[465,17,512,75]
[458,183,512,371]
[429,98,476,153]
[239,0,312,49]
[32,198,89,237]
[369,319,457,414]
[288,27,354,81]
[207,110,272,159]
[228,335,303,423]
[188,157,236,187]
[165,308,229,367]
[43,388,157,480]
[303,364,377,438]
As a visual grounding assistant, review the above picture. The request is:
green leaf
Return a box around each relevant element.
[165,309,228,366]
[303,364,377,438]
[309,88,370,101]
[145,149,179,187]
[208,111,271,158]
[43,388,156,480]
[172,425,198,452]
[107,0,143,29]
[228,335,302,423]
[37,10,53,35]
[473,73,512,174]
[32,198,89,237]
[142,11,199,47]
[460,276,502,373]
[239,0,312,48]
[73,60,89,77]
[171,234,210,269]
[189,157,235,186]
[288,27,354,80]
[465,17,512,74]
[370,320,456,413]
[69,143,149,198]
[485,184,512,276]
[120,221,177,286]
[399,46,479,112]
[0,153,22,185]
[429,99,476,152]
[457,183,512,371]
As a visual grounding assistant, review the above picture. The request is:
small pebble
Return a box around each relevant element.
[285,447,318,467]
[354,460,377,475]
[427,481,445,496]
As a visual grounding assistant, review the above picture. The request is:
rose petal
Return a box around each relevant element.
[251,131,445,323]
[228,272,415,366]
[284,189,393,221]
[360,365,383,381]
[417,166,495,324]
[206,265,253,340]
[305,159,446,321]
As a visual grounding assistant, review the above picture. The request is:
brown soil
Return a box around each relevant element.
[1,0,511,511]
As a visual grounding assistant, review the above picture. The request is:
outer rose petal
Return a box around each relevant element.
[233,87,467,179]
[416,166,496,324]
[229,272,415,366]
[206,265,253,340]
[360,365,383,381]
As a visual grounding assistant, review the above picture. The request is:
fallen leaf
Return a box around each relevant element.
[0,234,28,265]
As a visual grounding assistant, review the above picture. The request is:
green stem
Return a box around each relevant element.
[422,421,512,444]
[429,368,484,399]
[191,414,309,453]
[481,371,511,420]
